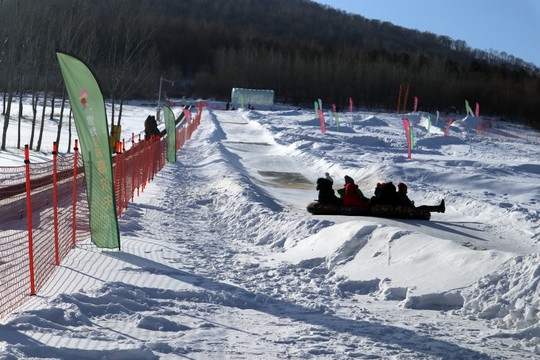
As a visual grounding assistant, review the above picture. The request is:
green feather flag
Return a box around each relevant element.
[56,51,120,249]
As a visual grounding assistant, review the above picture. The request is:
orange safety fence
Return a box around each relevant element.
[0,142,90,316]
[477,119,539,144]
[0,104,203,318]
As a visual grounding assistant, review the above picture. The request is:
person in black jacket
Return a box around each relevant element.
[144,115,161,140]
[397,182,445,213]
[370,182,402,207]
[316,177,342,206]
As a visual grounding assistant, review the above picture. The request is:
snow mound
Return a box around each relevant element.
[269,220,514,310]
[462,254,540,330]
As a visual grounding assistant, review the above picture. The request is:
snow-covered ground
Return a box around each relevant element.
[0,99,539,359]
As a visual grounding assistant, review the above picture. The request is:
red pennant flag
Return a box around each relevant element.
[317,109,326,133]
[444,118,454,136]
[402,118,412,159]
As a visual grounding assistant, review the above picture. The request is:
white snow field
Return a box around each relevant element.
[0,100,539,359]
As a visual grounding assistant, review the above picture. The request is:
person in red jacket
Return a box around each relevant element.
[338,176,370,207]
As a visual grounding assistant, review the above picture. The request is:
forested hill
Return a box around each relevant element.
[153,0,534,72]
[1,0,539,127]
[152,0,538,125]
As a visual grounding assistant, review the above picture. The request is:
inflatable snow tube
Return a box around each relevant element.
[369,204,430,220]
[306,202,430,220]
[306,202,370,216]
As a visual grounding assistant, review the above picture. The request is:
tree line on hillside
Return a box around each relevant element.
[1,0,539,153]
[0,0,158,151]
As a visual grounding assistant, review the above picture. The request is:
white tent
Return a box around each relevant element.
[231,88,274,107]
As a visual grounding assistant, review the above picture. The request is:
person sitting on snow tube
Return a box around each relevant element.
[397,182,445,213]
[337,176,370,207]
[369,181,402,207]
[316,177,342,206]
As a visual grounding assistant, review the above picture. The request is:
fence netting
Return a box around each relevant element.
[0,153,89,315]
[0,104,203,318]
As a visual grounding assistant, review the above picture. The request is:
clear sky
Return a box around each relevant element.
[314,0,540,68]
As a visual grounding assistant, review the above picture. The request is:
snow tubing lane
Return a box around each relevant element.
[306,202,431,220]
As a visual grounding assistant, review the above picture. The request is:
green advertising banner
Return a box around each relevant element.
[56,51,120,249]
[465,100,474,116]
[333,112,340,132]
[240,93,245,109]
[163,105,176,163]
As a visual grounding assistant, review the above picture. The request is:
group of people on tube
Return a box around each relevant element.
[316,173,445,213]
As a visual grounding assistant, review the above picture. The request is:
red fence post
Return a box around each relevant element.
[137,135,141,196]
[150,137,155,180]
[115,141,122,218]
[156,137,161,175]
[155,137,160,176]
[131,133,135,202]
[53,142,59,265]
[72,140,79,248]
[158,138,163,173]
[122,139,128,210]
[142,138,147,192]
[150,136,155,181]
[156,138,160,173]
[24,145,36,296]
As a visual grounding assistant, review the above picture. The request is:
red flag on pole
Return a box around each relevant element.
[402,118,412,159]
[444,118,454,136]
[183,109,191,123]
[317,109,326,133]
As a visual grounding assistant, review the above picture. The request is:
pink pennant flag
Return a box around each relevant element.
[444,118,454,136]
[349,97,353,112]
[413,96,418,112]
[475,103,480,117]
[183,109,191,123]
[332,104,336,113]
[402,118,411,159]
[317,109,326,133]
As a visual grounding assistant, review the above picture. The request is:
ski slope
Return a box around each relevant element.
[0,101,539,359]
